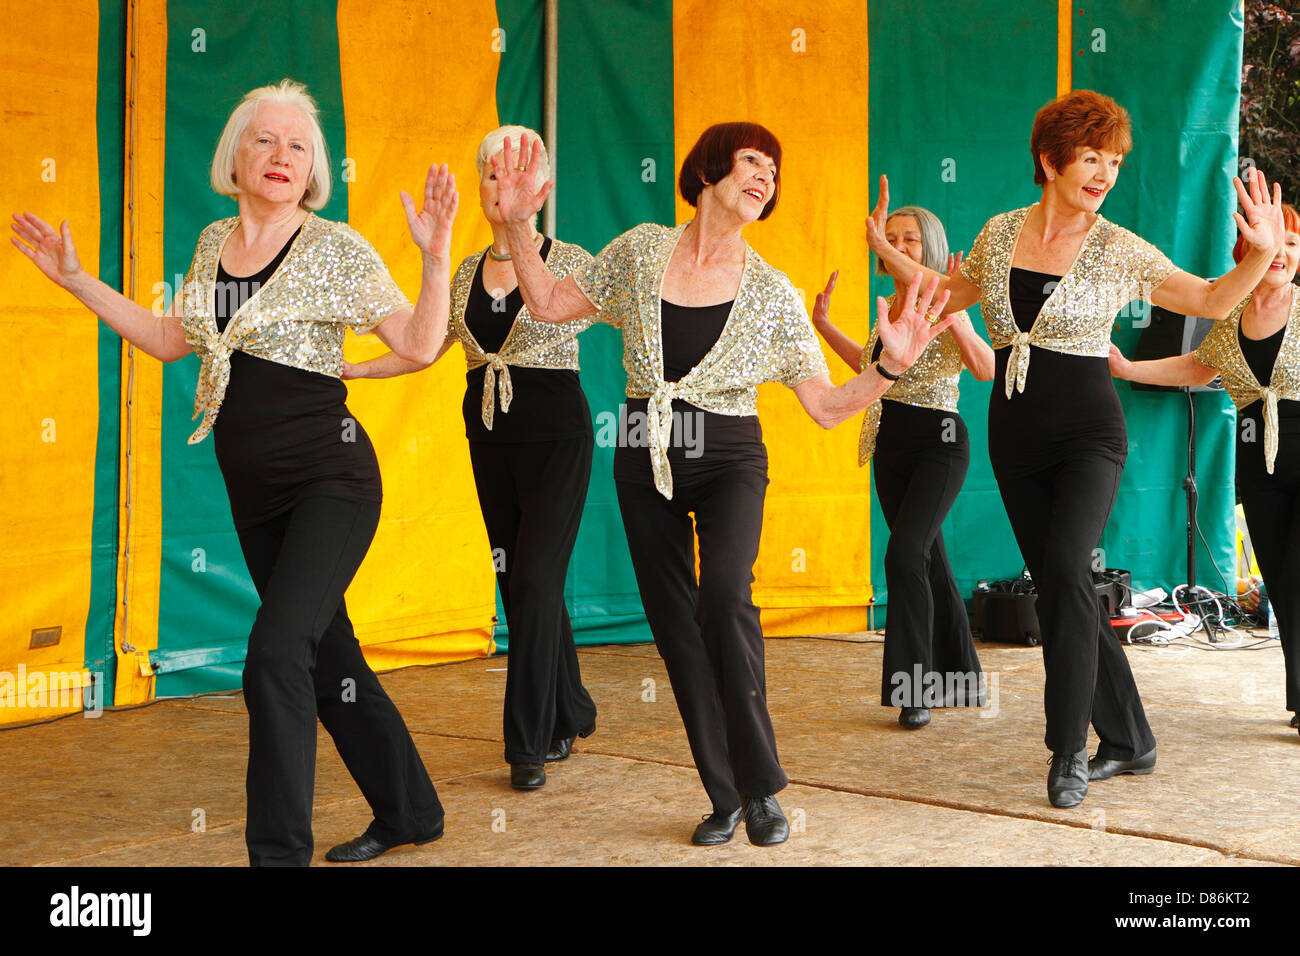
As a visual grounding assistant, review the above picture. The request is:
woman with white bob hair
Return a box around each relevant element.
[11,78,457,866]
[348,125,599,792]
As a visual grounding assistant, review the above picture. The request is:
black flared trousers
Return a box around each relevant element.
[1237,422,1300,713]
[237,496,443,867]
[872,403,983,707]
[616,464,786,813]
[994,456,1156,759]
[469,436,598,765]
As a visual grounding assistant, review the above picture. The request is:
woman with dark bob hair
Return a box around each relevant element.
[867,89,1286,808]
[1111,203,1300,739]
[814,204,994,730]
[491,122,955,846]
[12,79,456,865]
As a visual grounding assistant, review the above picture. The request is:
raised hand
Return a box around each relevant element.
[812,270,838,329]
[490,134,553,224]
[1233,166,1284,254]
[876,270,954,373]
[11,212,83,288]
[945,250,964,283]
[863,173,890,251]
[401,164,459,260]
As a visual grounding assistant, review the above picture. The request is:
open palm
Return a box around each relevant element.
[402,164,458,260]
[11,212,82,288]
[876,271,953,371]
[1234,166,1284,253]
[491,134,552,224]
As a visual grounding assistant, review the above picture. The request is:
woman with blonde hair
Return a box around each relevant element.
[12,79,455,865]
[349,125,598,791]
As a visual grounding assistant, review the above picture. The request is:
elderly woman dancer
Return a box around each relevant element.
[347,126,598,791]
[1111,203,1300,738]
[492,122,955,846]
[12,79,454,865]
[867,89,1286,808]
[814,205,994,729]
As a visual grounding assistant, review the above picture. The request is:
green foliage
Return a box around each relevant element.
[1241,1,1300,203]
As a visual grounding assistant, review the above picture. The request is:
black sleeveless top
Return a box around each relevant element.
[211,227,381,528]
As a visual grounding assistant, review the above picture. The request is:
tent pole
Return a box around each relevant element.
[543,0,557,236]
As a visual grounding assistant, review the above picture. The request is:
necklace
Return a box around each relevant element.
[487,232,543,261]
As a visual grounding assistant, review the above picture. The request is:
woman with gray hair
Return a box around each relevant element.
[347,125,598,791]
[813,204,994,730]
[12,78,454,865]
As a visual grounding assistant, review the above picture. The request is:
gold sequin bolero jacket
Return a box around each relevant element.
[572,221,830,498]
[448,239,595,430]
[181,213,411,444]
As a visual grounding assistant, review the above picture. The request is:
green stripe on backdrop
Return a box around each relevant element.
[489,0,544,650]
[155,0,349,696]
[90,0,127,705]
[1074,0,1241,595]
[545,0,676,647]
[867,2,1057,612]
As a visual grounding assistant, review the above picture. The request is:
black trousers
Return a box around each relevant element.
[469,437,598,764]
[994,456,1157,759]
[616,464,786,812]
[1237,425,1300,713]
[236,496,443,866]
[872,403,983,707]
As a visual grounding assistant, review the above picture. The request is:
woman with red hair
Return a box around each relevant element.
[867,89,1287,808]
[490,122,955,846]
[1111,203,1300,738]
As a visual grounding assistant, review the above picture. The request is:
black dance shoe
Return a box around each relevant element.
[1290,714,1298,728]
[691,807,743,846]
[545,721,597,762]
[510,764,546,790]
[899,707,931,729]
[324,820,444,863]
[1088,747,1156,781]
[1047,750,1089,808]
[742,795,790,846]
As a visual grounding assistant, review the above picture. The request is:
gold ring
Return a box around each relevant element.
[925,310,941,324]
[516,165,528,172]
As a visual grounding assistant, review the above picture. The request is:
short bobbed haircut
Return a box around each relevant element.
[1232,202,1300,264]
[874,206,951,276]
[476,125,551,191]
[678,122,782,220]
[209,78,331,210]
[1030,89,1133,187]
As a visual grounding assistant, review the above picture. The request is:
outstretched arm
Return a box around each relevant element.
[795,272,956,428]
[1108,345,1217,387]
[11,212,191,362]
[373,164,458,364]
[1150,168,1285,319]
[344,336,456,380]
[863,174,982,312]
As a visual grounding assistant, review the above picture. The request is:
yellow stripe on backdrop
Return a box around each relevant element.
[1057,0,1073,96]
[0,0,102,721]
[114,0,168,706]
[338,0,503,667]
[673,0,873,635]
